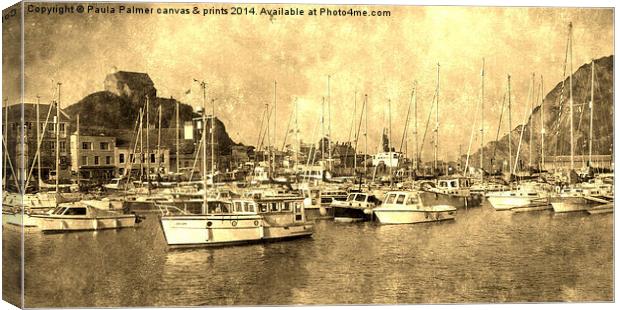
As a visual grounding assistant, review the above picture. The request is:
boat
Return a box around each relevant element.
[470,182,509,196]
[419,177,483,208]
[30,200,142,233]
[372,190,456,224]
[551,184,613,213]
[159,194,314,248]
[486,182,552,211]
[331,191,381,222]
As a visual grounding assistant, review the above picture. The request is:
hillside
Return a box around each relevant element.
[472,55,613,171]
[64,91,238,155]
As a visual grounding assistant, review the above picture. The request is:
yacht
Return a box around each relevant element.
[159,194,313,248]
[486,182,552,211]
[372,190,456,224]
[30,200,142,233]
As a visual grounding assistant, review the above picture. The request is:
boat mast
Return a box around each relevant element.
[139,108,144,181]
[36,95,41,187]
[589,59,594,167]
[568,22,574,171]
[146,95,151,189]
[273,81,277,173]
[2,98,7,188]
[364,94,368,175]
[55,83,61,195]
[540,76,545,170]
[321,96,325,167]
[388,98,392,188]
[211,98,215,187]
[327,75,332,170]
[480,58,485,174]
[76,113,80,189]
[294,98,299,169]
[529,73,535,169]
[434,63,440,174]
[176,98,180,174]
[353,90,357,172]
[198,80,207,213]
[158,103,162,172]
[414,82,419,170]
[507,75,512,174]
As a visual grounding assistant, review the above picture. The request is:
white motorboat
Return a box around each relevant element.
[372,191,456,225]
[160,194,313,248]
[486,182,552,211]
[30,200,141,233]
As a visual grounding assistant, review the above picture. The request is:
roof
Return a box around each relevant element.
[2,103,71,122]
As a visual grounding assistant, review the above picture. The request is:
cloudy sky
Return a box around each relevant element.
[2,2,613,161]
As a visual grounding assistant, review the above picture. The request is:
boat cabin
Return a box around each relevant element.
[382,191,421,207]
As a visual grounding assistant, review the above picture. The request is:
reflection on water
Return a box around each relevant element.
[2,202,613,307]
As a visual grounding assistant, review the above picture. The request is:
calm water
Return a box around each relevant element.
[2,202,614,307]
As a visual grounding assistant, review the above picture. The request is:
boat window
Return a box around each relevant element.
[53,207,67,215]
[406,195,418,205]
[234,201,243,212]
[208,202,230,214]
[282,202,291,211]
[396,194,406,204]
[259,203,268,213]
[355,194,366,202]
[294,202,301,212]
[528,193,537,196]
[64,207,87,216]
[450,180,458,188]
[270,202,279,212]
[439,181,447,187]
[385,194,397,204]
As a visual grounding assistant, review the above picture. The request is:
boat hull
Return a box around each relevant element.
[487,196,547,211]
[333,206,371,222]
[551,196,608,213]
[160,215,314,248]
[34,215,137,232]
[373,209,456,225]
[304,206,334,220]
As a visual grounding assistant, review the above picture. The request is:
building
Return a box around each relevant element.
[2,102,71,187]
[542,155,613,171]
[114,146,170,178]
[70,133,116,182]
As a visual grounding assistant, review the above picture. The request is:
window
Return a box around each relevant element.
[82,142,91,150]
[50,142,55,150]
[396,194,406,204]
[119,153,125,164]
[94,156,99,165]
[59,123,65,135]
[150,153,156,163]
[406,196,418,205]
[81,156,88,165]
[160,153,165,163]
[234,201,242,212]
[105,156,111,165]
[64,207,87,216]
[59,141,66,152]
[385,194,397,204]
[270,202,279,212]
[259,203,268,213]
[282,202,291,211]
[100,142,109,150]
[355,194,366,202]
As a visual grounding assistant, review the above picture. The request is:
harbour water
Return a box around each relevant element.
[2,202,613,307]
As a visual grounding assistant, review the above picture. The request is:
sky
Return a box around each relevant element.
[2,3,614,161]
